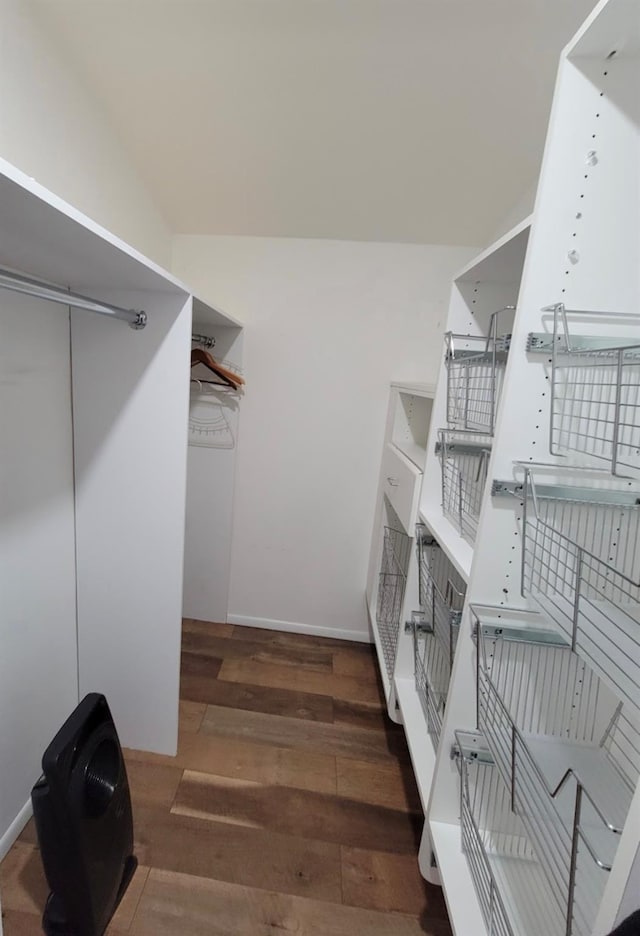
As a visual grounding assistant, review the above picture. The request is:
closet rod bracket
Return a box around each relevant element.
[130,311,147,330]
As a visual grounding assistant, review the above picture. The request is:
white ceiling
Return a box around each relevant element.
[33,0,596,245]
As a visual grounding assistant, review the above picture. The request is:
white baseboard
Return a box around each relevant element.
[0,798,33,861]
[227,614,372,644]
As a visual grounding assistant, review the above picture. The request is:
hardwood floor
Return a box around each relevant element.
[0,623,452,935]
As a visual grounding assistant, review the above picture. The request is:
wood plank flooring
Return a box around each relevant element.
[0,622,452,936]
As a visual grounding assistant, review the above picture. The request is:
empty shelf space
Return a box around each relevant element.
[392,439,427,470]
[430,819,489,936]
[394,675,437,813]
[417,508,473,584]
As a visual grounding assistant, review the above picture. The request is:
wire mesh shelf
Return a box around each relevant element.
[519,468,640,711]
[412,615,447,746]
[473,606,640,936]
[410,528,467,747]
[457,733,564,936]
[438,429,492,544]
[376,526,412,682]
[417,525,467,662]
[541,304,640,478]
[445,308,513,435]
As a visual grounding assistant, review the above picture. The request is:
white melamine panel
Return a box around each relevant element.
[183,325,243,622]
[71,291,191,756]
[380,444,421,534]
[0,292,78,851]
[427,5,640,932]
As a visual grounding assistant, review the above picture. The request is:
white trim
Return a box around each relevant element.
[227,614,372,644]
[0,799,33,862]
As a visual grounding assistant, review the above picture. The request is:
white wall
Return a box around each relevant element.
[173,236,475,640]
[0,292,78,855]
[0,0,171,267]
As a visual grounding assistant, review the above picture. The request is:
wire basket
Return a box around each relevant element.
[445,308,512,435]
[473,607,640,936]
[458,735,564,936]
[544,304,640,478]
[376,526,411,681]
[412,616,449,747]
[410,529,467,747]
[520,468,640,711]
[417,528,466,663]
[438,429,492,544]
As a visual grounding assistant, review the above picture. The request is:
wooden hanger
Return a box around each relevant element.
[190,348,244,390]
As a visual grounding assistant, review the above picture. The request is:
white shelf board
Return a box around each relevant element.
[192,295,243,329]
[430,820,489,936]
[391,381,436,398]
[394,676,436,813]
[392,440,426,471]
[489,848,565,936]
[418,504,473,583]
[0,156,242,328]
[454,215,533,285]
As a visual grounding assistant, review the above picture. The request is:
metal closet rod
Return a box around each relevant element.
[192,332,215,349]
[0,266,147,329]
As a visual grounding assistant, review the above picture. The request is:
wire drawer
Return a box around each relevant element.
[445,309,512,435]
[412,617,449,746]
[411,528,467,746]
[417,526,466,662]
[519,468,640,710]
[438,429,491,544]
[458,734,563,936]
[536,304,640,478]
[376,526,411,682]
[473,607,640,936]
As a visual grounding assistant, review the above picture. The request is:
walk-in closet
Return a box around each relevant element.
[1,0,638,933]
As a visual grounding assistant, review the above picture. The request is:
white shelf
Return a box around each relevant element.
[429,820,489,936]
[453,214,532,285]
[418,505,473,583]
[390,381,436,397]
[0,156,242,328]
[394,676,436,813]
[392,440,426,471]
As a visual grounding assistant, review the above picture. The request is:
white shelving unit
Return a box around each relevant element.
[366,382,435,719]
[0,157,241,864]
[406,2,640,934]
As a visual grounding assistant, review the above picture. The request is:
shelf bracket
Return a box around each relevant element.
[405,615,433,635]
[436,441,493,457]
[526,332,640,354]
[451,731,494,765]
[475,622,568,647]
[492,478,640,507]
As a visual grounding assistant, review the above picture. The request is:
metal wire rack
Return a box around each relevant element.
[529,304,640,478]
[411,528,467,746]
[376,526,412,682]
[517,468,640,711]
[457,732,564,936]
[438,429,492,544]
[417,530,466,658]
[473,606,640,936]
[445,308,513,435]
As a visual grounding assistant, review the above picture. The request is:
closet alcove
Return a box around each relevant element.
[0,157,242,858]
